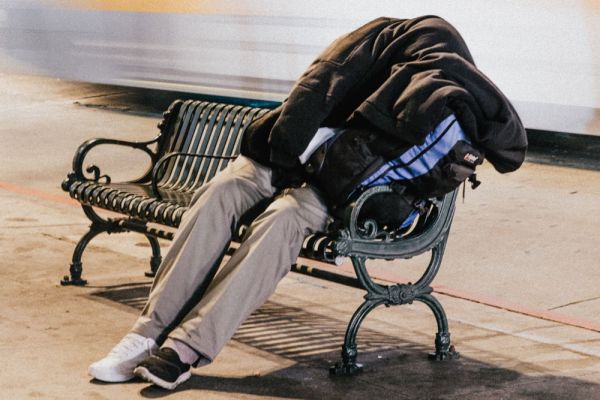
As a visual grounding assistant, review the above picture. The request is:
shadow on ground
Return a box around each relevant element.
[93,283,600,400]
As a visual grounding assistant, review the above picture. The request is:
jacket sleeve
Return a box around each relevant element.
[240,105,282,166]
[267,17,394,167]
[434,54,527,173]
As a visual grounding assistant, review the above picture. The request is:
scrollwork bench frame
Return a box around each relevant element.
[61,99,460,375]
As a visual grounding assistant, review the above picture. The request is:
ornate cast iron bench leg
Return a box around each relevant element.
[144,234,162,278]
[60,205,164,285]
[61,205,124,286]
[329,293,386,375]
[330,236,459,376]
[61,225,101,286]
[417,293,459,361]
[413,235,459,361]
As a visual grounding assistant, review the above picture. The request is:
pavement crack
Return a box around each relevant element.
[1,223,85,229]
[41,232,77,243]
[549,296,600,310]
[74,91,131,100]
[73,101,131,112]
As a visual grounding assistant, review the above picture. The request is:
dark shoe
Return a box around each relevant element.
[133,347,191,390]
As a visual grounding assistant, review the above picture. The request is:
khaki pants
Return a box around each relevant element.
[131,156,329,361]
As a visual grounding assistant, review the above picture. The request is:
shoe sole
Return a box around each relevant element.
[88,365,134,383]
[133,366,191,390]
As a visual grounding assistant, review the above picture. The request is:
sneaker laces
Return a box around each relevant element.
[107,334,150,358]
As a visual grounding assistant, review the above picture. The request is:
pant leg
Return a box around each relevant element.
[166,185,330,361]
[131,156,276,340]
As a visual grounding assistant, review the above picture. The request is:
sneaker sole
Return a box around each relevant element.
[133,366,191,390]
[88,365,134,383]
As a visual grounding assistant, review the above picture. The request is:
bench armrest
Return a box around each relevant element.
[62,135,162,191]
[333,186,458,259]
[151,152,237,199]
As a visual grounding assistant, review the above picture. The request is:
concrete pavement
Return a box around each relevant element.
[0,72,599,399]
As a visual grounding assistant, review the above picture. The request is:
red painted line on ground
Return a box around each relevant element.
[3,179,600,333]
[333,262,600,333]
[432,284,600,333]
[0,181,79,207]
[0,181,121,218]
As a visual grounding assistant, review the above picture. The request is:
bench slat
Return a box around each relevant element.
[178,103,229,191]
[166,102,220,190]
[161,101,213,189]
[156,101,268,193]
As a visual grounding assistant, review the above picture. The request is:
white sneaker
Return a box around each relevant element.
[88,333,158,382]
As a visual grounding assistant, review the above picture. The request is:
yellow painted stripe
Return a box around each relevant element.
[54,0,255,14]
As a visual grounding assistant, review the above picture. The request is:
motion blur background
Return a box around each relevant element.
[0,0,598,135]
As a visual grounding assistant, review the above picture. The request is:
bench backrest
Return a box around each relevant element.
[156,100,270,193]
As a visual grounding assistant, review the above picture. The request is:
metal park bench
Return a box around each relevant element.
[61,99,460,375]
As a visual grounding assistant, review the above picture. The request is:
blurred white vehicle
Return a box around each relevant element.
[0,0,598,134]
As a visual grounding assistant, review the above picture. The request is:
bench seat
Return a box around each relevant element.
[68,181,191,227]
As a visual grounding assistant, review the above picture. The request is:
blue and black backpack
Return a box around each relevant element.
[307,114,484,229]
